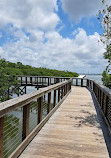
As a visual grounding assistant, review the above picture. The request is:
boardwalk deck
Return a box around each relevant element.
[19,86,109,158]
[78,75,86,78]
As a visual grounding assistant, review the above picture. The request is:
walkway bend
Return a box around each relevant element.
[19,86,109,158]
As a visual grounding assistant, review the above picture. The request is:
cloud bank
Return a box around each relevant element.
[0,27,106,73]
[61,0,111,22]
[0,0,107,73]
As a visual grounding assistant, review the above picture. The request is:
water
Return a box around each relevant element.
[85,74,102,84]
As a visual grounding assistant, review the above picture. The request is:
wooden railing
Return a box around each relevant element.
[17,76,70,87]
[0,78,72,158]
[87,79,111,131]
[17,75,88,88]
[0,75,111,158]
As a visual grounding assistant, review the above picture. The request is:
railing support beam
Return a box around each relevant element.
[38,96,43,123]
[54,90,56,107]
[22,104,30,140]
[48,92,51,113]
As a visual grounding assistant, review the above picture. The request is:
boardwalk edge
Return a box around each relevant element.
[9,90,71,158]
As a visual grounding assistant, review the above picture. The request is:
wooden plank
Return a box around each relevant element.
[0,117,4,158]
[22,104,30,140]
[19,87,109,158]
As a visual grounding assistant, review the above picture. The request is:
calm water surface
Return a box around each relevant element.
[85,75,102,84]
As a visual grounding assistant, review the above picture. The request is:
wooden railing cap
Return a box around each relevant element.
[0,79,72,118]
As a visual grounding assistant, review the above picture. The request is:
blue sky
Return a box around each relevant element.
[0,0,109,73]
[57,0,103,38]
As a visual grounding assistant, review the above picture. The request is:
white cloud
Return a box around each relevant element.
[0,0,107,73]
[0,0,59,31]
[1,28,107,73]
[61,0,111,22]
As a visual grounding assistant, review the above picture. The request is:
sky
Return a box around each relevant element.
[0,0,110,74]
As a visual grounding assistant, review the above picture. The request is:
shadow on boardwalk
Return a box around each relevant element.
[88,88,111,158]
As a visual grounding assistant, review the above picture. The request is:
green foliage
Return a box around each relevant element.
[0,57,19,101]
[0,57,78,101]
[0,57,78,77]
[98,1,111,88]
[102,69,111,88]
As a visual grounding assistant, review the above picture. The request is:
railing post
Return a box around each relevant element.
[54,90,56,107]
[42,77,43,86]
[40,77,41,84]
[35,77,36,84]
[30,77,32,84]
[37,77,38,85]
[64,85,66,96]
[24,86,26,94]
[21,76,22,85]
[22,104,30,140]
[38,96,43,123]
[48,78,49,86]
[87,79,89,87]
[0,117,4,158]
[93,82,95,92]
[67,83,69,92]
[66,84,68,94]
[50,78,51,85]
[101,92,104,110]
[70,81,71,90]
[26,77,27,85]
[58,88,60,102]
[48,92,51,113]
[99,89,101,104]
[76,79,78,86]
[81,79,83,87]
[61,86,63,99]
[104,96,108,117]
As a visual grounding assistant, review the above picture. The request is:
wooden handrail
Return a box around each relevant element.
[0,78,72,158]
[86,79,111,99]
[1,75,111,158]
[0,79,72,118]
[86,78,111,134]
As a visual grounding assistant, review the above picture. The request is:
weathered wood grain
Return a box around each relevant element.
[19,87,109,158]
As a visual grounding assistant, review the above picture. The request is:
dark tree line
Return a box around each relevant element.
[0,57,78,101]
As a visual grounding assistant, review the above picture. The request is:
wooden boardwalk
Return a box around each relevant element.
[19,86,109,158]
